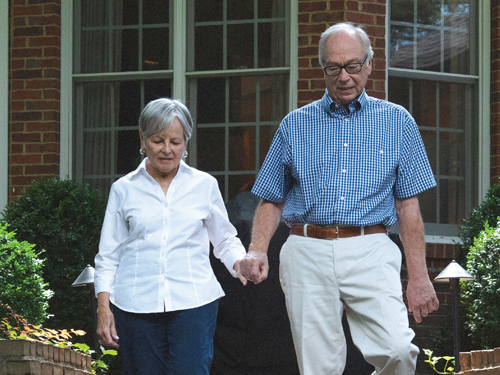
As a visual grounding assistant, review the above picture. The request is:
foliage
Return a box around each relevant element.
[1,177,107,347]
[458,184,500,266]
[461,222,500,349]
[0,304,117,374]
[0,223,52,324]
[423,349,454,374]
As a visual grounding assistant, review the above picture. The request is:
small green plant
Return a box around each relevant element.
[423,349,455,374]
[0,223,52,324]
[0,304,117,374]
[462,222,500,349]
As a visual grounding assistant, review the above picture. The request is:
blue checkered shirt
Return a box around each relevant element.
[252,89,436,227]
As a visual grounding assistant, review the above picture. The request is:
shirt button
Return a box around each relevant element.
[343,143,348,147]
[161,270,164,274]
[340,196,345,201]
[344,117,348,121]
[342,169,347,173]
[380,150,384,154]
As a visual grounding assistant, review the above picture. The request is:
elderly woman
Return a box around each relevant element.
[94,98,248,374]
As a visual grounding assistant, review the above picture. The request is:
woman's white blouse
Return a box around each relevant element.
[94,159,246,313]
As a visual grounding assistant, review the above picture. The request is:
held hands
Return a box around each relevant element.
[238,246,269,285]
[406,277,440,323]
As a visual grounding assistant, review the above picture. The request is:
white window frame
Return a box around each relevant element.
[0,0,9,211]
[386,0,491,244]
[59,0,298,187]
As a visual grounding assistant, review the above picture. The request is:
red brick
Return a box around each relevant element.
[12,80,25,90]
[25,164,58,175]
[299,1,327,12]
[46,25,61,36]
[11,59,26,69]
[43,89,60,99]
[43,46,60,57]
[26,100,59,110]
[43,68,61,79]
[329,0,344,11]
[298,68,324,79]
[297,80,309,90]
[311,12,343,23]
[42,132,59,142]
[26,57,60,69]
[43,111,60,121]
[10,166,24,175]
[28,15,60,26]
[13,5,43,16]
[298,13,309,23]
[29,36,61,47]
[13,37,27,47]
[299,24,329,35]
[11,90,43,100]
[12,132,41,143]
[26,79,59,89]
[10,154,42,164]
[363,3,386,14]
[43,3,61,16]
[299,46,320,56]
[11,111,42,121]
[43,154,59,163]
[11,101,25,111]
[26,143,59,153]
[12,48,43,58]
[12,69,43,80]
[11,144,24,154]
[26,121,59,132]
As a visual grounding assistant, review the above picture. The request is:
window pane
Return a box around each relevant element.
[197,127,225,171]
[84,178,113,194]
[81,0,109,27]
[197,78,225,124]
[420,129,437,172]
[228,0,253,20]
[83,131,113,176]
[417,0,441,25]
[228,24,254,69]
[143,0,169,24]
[260,125,279,166]
[228,174,255,200]
[120,0,139,25]
[413,80,436,128]
[82,83,114,129]
[195,0,223,22]
[118,81,141,127]
[117,130,142,174]
[444,30,469,74]
[419,185,437,223]
[258,22,286,68]
[230,76,256,123]
[258,0,286,18]
[119,29,139,72]
[388,77,410,111]
[416,28,440,71]
[260,75,288,122]
[144,80,172,104]
[195,26,223,71]
[81,30,109,73]
[228,127,256,171]
[390,26,413,69]
[143,28,170,71]
[391,0,414,23]
[440,83,466,129]
[440,179,465,224]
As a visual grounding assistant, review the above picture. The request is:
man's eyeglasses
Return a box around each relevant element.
[322,55,368,76]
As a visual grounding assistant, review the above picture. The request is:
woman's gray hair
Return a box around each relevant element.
[139,98,193,145]
[318,22,374,67]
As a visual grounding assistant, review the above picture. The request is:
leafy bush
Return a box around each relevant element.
[461,222,500,349]
[0,224,52,324]
[458,184,500,266]
[1,178,107,347]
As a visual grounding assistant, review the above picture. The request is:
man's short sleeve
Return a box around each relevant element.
[394,115,436,199]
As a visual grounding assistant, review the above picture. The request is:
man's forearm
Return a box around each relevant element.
[249,199,285,253]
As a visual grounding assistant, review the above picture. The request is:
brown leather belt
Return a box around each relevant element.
[290,224,387,239]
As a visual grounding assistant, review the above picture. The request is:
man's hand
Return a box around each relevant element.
[239,247,269,284]
[406,277,439,323]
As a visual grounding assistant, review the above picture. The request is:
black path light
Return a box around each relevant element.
[434,260,474,373]
[72,264,101,358]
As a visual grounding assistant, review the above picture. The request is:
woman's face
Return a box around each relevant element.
[140,117,186,179]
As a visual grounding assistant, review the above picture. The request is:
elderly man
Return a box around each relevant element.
[241,22,439,375]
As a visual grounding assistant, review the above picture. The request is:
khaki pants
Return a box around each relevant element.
[279,233,418,375]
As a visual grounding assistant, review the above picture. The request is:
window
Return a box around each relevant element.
[72,0,292,200]
[389,0,480,237]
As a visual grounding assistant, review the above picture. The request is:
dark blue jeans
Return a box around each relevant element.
[113,300,219,375]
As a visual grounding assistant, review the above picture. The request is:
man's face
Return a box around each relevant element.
[321,31,372,109]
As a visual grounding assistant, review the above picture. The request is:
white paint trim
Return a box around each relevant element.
[172,0,187,102]
[0,0,9,211]
[289,0,298,110]
[59,1,73,179]
[425,235,461,245]
[478,0,491,201]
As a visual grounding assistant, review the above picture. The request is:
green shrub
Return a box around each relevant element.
[458,184,500,266]
[0,224,51,324]
[1,178,107,347]
[462,222,500,349]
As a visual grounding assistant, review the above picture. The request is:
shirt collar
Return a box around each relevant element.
[321,89,368,115]
[134,157,194,178]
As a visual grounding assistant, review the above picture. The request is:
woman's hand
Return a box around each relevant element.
[233,260,249,286]
[96,292,119,348]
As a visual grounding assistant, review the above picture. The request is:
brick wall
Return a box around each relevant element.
[0,339,92,375]
[492,0,500,185]
[297,0,386,108]
[459,348,500,374]
[9,0,61,201]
